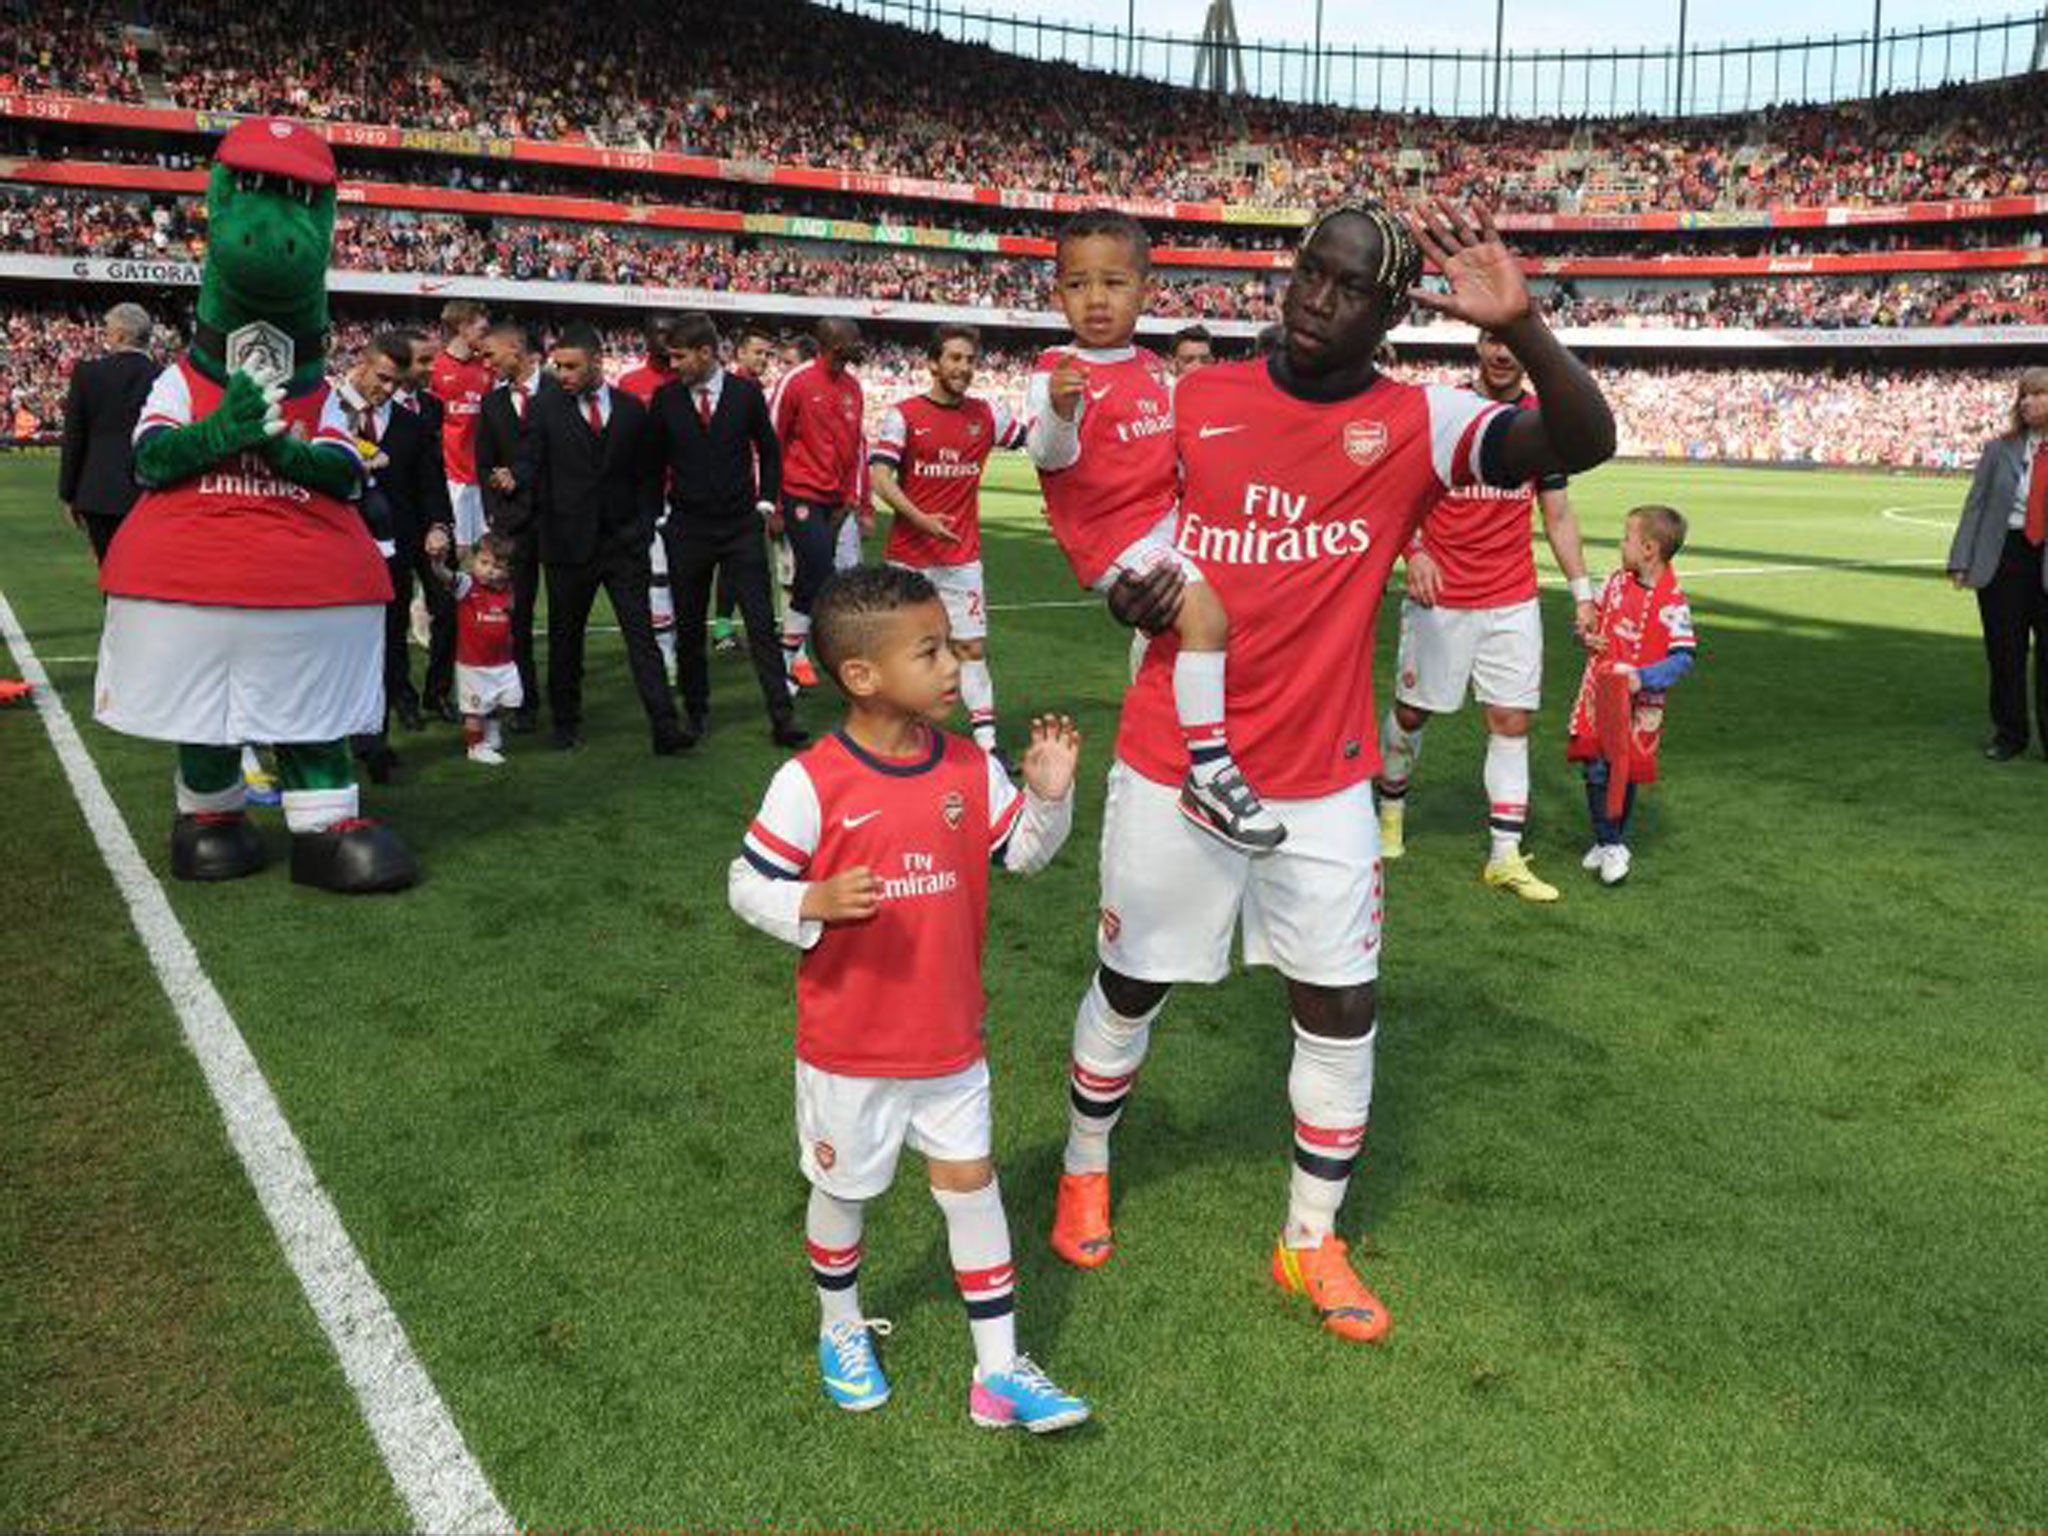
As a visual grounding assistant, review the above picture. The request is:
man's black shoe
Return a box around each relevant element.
[1984,738,2025,761]
[508,705,540,734]
[680,714,709,748]
[651,725,692,756]
[553,726,584,751]
[771,722,811,749]
[395,696,424,732]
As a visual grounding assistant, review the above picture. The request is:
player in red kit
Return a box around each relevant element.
[428,299,491,557]
[1029,209,1284,856]
[771,318,870,692]
[1374,330,1600,902]
[1047,199,1617,1346]
[729,565,1090,1431]
[872,324,1027,761]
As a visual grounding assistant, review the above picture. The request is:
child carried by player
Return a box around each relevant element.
[1026,208,1285,855]
[1566,504,1699,885]
[727,564,1092,1432]
[424,527,521,765]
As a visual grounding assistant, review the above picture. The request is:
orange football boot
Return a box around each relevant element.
[1051,1171,1114,1269]
[1270,1234,1392,1343]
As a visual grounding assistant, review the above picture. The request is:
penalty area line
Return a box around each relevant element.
[0,586,515,1536]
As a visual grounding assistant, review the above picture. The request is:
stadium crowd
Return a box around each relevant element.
[0,294,2023,471]
[7,0,2048,215]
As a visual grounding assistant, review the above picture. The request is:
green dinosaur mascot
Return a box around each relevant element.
[95,117,416,893]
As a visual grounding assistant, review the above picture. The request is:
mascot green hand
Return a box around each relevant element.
[94,117,416,894]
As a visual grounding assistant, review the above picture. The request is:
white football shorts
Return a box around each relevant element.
[455,661,523,717]
[1090,510,1206,595]
[1096,760,1384,989]
[1393,597,1543,714]
[447,480,485,547]
[796,1058,993,1200]
[891,559,987,643]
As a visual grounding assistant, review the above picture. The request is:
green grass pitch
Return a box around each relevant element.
[3,448,2045,1528]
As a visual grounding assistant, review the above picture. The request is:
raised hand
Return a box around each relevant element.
[1405,199,1533,333]
[801,866,882,924]
[1020,714,1082,802]
[1047,360,1089,422]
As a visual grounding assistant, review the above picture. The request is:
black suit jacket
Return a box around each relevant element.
[651,371,782,530]
[360,396,452,550]
[57,350,157,518]
[523,385,664,567]
[474,374,558,537]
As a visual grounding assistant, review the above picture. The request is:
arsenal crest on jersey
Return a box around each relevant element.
[1343,418,1388,466]
[941,790,965,829]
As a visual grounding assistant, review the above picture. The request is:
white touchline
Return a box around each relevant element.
[0,587,515,1536]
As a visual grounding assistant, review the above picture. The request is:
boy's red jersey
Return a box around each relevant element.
[453,573,516,667]
[1029,345,1177,587]
[875,394,1025,567]
[741,728,1027,1078]
[1567,566,1695,783]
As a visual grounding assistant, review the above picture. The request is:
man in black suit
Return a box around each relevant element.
[340,331,448,780]
[57,303,157,564]
[652,313,806,748]
[474,321,549,731]
[521,323,684,754]
[383,328,457,731]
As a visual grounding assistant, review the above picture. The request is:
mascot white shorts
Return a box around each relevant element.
[96,597,385,744]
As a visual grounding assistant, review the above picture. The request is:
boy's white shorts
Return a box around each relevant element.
[796,1058,993,1200]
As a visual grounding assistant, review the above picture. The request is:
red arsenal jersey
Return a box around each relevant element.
[616,358,677,405]
[1028,345,1177,588]
[741,728,1027,1078]
[874,393,1026,568]
[101,361,388,609]
[429,350,493,485]
[1417,388,1568,610]
[770,358,866,507]
[453,573,516,667]
[1116,360,1515,798]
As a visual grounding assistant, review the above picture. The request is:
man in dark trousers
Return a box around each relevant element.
[475,320,549,731]
[385,328,457,730]
[521,323,684,754]
[652,314,806,748]
[57,302,157,563]
[339,331,447,780]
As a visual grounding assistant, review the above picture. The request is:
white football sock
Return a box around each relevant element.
[1377,709,1424,798]
[1064,976,1162,1175]
[1174,649,1232,784]
[934,1179,1017,1377]
[806,1186,866,1328]
[960,658,997,750]
[1283,1021,1375,1248]
[1484,731,1530,860]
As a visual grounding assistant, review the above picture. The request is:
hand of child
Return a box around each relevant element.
[1404,548,1443,607]
[1047,361,1088,422]
[1584,629,1609,656]
[1614,662,1641,694]
[1019,714,1082,802]
[424,526,450,560]
[802,867,881,924]
[489,466,517,493]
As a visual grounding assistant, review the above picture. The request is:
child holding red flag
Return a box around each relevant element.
[1567,504,1699,885]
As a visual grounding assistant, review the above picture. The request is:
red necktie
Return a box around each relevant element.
[585,393,605,434]
[696,387,713,428]
[2026,440,2046,546]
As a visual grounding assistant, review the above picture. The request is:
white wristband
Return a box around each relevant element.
[1569,575,1594,603]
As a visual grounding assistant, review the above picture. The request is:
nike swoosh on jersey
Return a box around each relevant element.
[1198,424,1248,438]
[1087,385,1114,401]
[842,810,882,829]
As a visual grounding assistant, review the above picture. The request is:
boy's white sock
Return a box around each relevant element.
[1174,649,1234,785]
[933,1179,1017,1377]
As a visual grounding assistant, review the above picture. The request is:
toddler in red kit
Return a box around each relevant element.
[1028,208,1285,855]
[426,527,521,765]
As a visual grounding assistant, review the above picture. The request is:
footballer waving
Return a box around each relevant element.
[1047,198,1615,1344]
